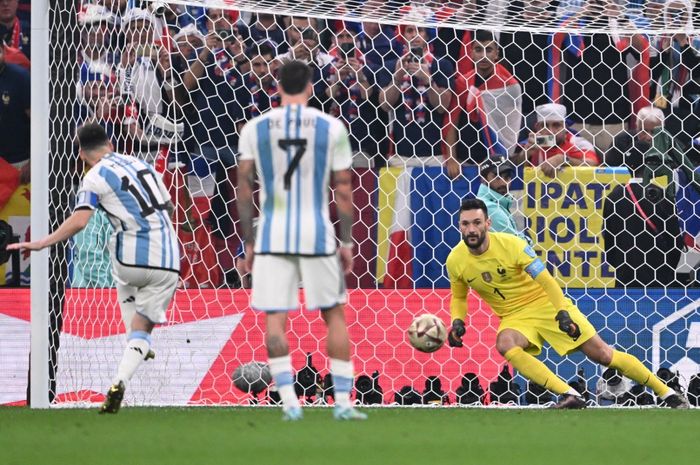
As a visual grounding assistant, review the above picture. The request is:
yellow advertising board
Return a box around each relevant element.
[523,167,630,288]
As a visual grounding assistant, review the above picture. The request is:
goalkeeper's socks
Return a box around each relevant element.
[269,355,300,409]
[608,350,671,398]
[504,347,571,395]
[113,331,151,386]
[330,358,354,408]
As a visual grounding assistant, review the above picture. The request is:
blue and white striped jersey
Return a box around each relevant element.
[238,104,353,256]
[74,152,180,272]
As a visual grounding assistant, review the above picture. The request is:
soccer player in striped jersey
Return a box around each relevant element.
[237,60,366,421]
[9,123,180,413]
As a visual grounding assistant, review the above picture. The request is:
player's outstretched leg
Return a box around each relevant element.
[266,313,303,420]
[580,335,689,409]
[499,330,585,409]
[322,305,367,420]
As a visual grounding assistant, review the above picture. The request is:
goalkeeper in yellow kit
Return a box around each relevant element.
[446,198,688,408]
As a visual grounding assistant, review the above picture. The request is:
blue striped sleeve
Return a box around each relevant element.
[75,190,99,210]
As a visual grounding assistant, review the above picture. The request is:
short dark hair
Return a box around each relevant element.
[247,41,276,59]
[460,198,489,218]
[279,60,312,95]
[77,123,110,151]
[474,29,496,44]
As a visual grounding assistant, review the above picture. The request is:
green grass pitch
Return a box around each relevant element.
[1,407,698,465]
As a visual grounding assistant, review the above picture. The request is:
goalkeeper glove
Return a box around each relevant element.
[555,310,581,341]
[448,319,466,347]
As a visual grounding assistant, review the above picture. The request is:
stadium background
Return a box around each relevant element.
[2,0,700,408]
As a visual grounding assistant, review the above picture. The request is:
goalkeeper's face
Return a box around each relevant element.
[459,210,491,250]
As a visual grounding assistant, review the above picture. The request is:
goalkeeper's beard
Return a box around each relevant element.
[462,231,486,250]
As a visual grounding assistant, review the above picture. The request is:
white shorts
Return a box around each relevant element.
[113,262,179,324]
[251,254,346,311]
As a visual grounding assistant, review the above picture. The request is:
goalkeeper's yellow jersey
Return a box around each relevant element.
[446,232,571,319]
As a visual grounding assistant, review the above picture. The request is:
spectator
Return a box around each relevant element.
[326,26,380,167]
[276,25,332,110]
[78,5,116,65]
[75,70,139,154]
[552,0,649,153]
[501,0,557,128]
[512,103,599,178]
[243,41,280,119]
[445,29,522,177]
[357,20,400,75]
[602,138,684,288]
[77,5,116,107]
[476,157,529,242]
[379,24,453,167]
[182,28,248,161]
[0,0,29,60]
[203,9,248,73]
[606,106,664,168]
[118,8,163,117]
[238,13,286,54]
[172,23,204,67]
[652,0,700,148]
[0,43,30,180]
[182,26,250,276]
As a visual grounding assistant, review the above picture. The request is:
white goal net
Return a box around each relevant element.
[3,0,700,407]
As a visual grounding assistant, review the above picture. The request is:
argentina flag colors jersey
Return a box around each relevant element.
[238,104,353,256]
[74,152,180,272]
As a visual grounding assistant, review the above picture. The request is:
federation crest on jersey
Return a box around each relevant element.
[482,272,492,283]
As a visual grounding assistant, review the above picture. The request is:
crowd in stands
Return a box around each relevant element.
[2,0,700,287]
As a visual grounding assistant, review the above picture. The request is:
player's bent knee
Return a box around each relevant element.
[582,338,614,366]
[495,337,516,356]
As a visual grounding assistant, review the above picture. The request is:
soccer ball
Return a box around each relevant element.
[407,314,448,353]
[232,361,272,395]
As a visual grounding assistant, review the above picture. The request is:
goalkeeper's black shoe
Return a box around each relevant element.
[551,394,586,409]
[99,381,125,414]
[145,349,156,361]
[663,393,690,409]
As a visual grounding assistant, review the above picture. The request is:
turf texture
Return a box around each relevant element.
[1,407,698,465]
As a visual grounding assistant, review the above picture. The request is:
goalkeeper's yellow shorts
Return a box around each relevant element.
[497,303,596,356]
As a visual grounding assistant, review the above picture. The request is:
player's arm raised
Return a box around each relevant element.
[447,252,468,347]
[7,209,94,251]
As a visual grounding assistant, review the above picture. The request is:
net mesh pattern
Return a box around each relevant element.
[14,0,700,407]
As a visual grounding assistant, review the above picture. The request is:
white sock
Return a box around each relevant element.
[330,358,354,408]
[113,331,151,386]
[269,355,300,409]
[565,388,582,397]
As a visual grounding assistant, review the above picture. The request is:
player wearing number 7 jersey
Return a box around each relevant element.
[8,123,179,413]
[237,60,366,421]
[446,198,688,409]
